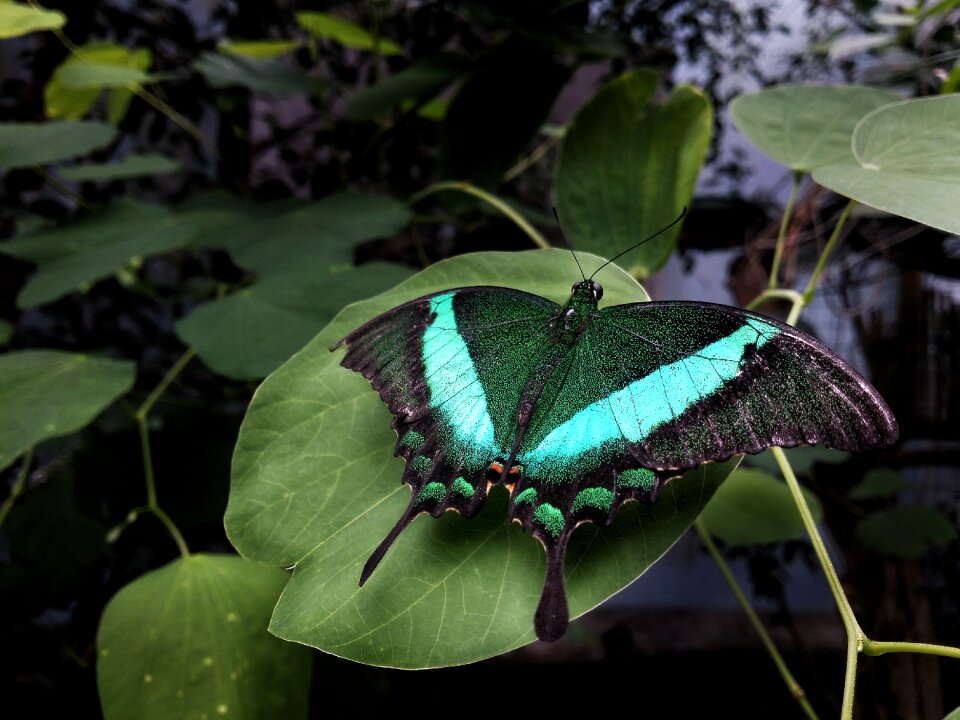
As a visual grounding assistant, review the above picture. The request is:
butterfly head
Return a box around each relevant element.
[570,280,603,303]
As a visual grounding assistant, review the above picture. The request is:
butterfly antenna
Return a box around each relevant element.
[589,206,688,280]
[553,206,586,281]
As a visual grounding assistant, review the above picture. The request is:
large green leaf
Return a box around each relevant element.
[177,263,413,380]
[1,200,199,307]
[813,95,960,236]
[295,11,402,55]
[0,121,115,169]
[227,249,739,667]
[858,505,957,558]
[45,43,152,124]
[699,468,823,546]
[438,48,568,192]
[0,351,134,472]
[97,554,312,720]
[0,1,65,39]
[59,153,181,181]
[346,55,466,121]
[194,52,322,96]
[730,85,900,172]
[554,70,712,277]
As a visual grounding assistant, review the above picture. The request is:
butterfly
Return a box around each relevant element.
[332,269,898,642]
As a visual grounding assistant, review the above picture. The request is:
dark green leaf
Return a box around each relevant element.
[194,52,322,96]
[0,2,65,39]
[295,11,402,55]
[59,153,181,181]
[97,554,312,720]
[858,505,957,557]
[1,200,198,307]
[0,121,116,169]
[177,263,414,380]
[730,85,900,172]
[346,56,466,121]
[848,467,909,499]
[0,320,11,345]
[0,351,134,472]
[554,70,712,276]
[813,95,960,236]
[699,468,823,546]
[226,249,738,667]
[438,48,568,191]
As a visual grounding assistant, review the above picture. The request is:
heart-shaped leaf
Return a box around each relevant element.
[0,121,116,169]
[554,69,712,277]
[813,95,960,236]
[730,85,900,172]
[699,468,823,546]
[0,2,65,39]
[0,351,134,471]
[97,554,312,720]
[226,249,738,667]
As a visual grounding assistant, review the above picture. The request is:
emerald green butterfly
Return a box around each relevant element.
[333,276,897,641]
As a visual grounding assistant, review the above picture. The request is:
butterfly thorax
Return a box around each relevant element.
[551,281,601,345]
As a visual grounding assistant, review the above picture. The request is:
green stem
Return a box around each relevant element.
[746,288,804,312]
[772,447,864,720]
[695,519,820,720]
[409,181,551,249]
[0,448,34,527]
[862,639,960,659]
[769,170,804,290]
[801,198,856,304]
[132,347,197,558]
[503,133,562,182]
[34,167,96,211]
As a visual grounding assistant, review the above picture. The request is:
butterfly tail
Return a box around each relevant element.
[359,502,418,586]
[534,529,573,642]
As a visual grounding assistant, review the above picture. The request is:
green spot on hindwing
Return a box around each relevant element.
[572,487,614,513]
[451,477,474,497]
[514,487,537,506]
[401,430,425,451]
[533,503,565,538]
[618,467,657,491]
[416,481,446,504]
[412,456,433,475]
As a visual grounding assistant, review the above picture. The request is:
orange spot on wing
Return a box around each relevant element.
[489,462,504,474]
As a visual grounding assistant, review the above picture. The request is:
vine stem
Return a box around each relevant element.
[409,181,551,249]
[130,347,197,558]
[861,639,960,660]
[0,448,34,527]
[33,167,96,210]
[695,519,820,720]
[772,446,865,720]
[801,198,857,304]
[768,170,804,289]
[503,133,563,182]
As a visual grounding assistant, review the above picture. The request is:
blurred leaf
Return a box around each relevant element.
[944,705,960,720]
[346,55,465,121]
[438,47,568,193]
[700,468,823,546]
[858,505,957,557]
[0,1,64,39]
[219,39,301,59]
[1,200,198,307]
[745,446,849,475]
[0,120,115,169]
[228,192,412,277]
[814,95,960,236]
[97,554,312,720]
[224,251,739,668]
[849,467,910,499]
[555,70,712,276]
[194,51,322,95]
[943,65,960,94]
[45,43,152,124]
[0,350,134,472]
[829,33,896,60]
[295,11,402,55]
[57,63,154,88]
[417,98,448,121]
[177,263,414,380]
[59,153,181,181]
[0,319,11,345]
[730,85,899,172]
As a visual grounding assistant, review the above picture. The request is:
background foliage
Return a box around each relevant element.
[2,1,959,719]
